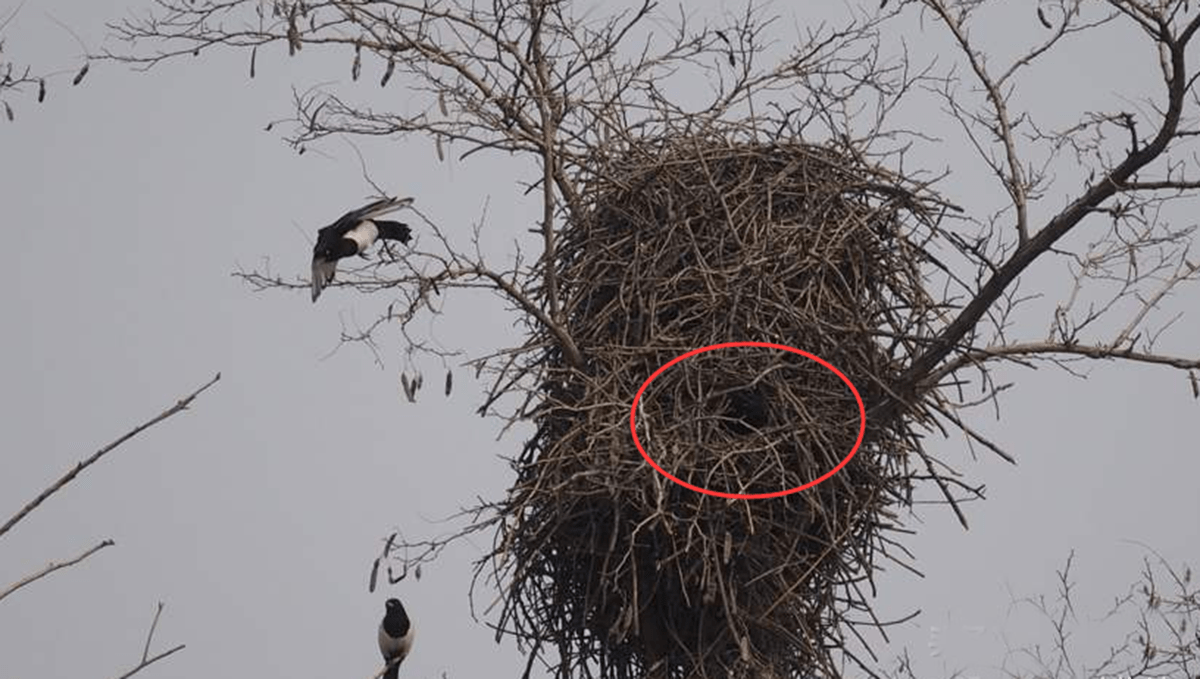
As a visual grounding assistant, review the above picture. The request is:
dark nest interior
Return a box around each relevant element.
[491,136,946,679]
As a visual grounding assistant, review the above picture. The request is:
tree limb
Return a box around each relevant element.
[0,539,115,603]
[0,373,221,540]
[109,602,186,679]
[903,7,1200,392]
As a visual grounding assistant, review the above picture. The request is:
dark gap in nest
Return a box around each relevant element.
[723,384,769,435]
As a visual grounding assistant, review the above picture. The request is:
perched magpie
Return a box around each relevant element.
[378,597,414,679]
[310,197,414,302]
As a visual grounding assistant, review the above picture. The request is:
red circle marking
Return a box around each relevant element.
[629,341,866,500]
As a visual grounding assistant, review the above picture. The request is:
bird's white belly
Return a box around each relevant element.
[379,622,414,657]
[346,221,380,253]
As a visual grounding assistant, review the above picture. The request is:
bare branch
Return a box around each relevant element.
[932,340,1200,386]
[904,5,1200,392]
[0,539,114,603]
[0,373,221,540]
[996,547,1200,679]
[1,4,93,119]
[109,603,185,679]
[923,0,1032,244]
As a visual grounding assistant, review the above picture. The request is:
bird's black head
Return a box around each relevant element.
[383,597,411,634]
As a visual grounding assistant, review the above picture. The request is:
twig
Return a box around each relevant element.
[0,539,114,603]
[109,603,185,679]
[925,0,1031,244]
[929,341,1200,385]
[905,7,1200,391]
[142,602,165,663]
[0,373,220,540]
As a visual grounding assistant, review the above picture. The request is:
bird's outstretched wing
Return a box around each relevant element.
[330,196,414,232]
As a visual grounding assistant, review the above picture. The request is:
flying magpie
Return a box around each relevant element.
[310,197,413,302]
[378,597,414,679]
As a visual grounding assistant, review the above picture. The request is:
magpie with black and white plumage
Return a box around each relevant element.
[310,197,414,302]
[378,597,414,679]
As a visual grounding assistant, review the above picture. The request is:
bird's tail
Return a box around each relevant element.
[382,659,401,679]
[374,220,412,243]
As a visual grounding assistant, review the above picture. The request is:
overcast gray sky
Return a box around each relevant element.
[2,2,1198,679]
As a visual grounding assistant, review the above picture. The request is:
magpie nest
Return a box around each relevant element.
[492,135,946,679]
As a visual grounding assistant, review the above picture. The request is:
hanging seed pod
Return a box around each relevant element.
[438,90,448,116]
[435,136,445,162]
[414,372,423,392]
[298,145,307,155]
[72,62,89,86]
[369,557,380,592]
[351,45,361,81]
[404,377,415,401]
[250,45,257,79]
[37,79,46,103]
[1037,6,1052,29]
[381,57,395,87]
[444,369,453,397]
[1190,371,1199,399]
[3,101,13,122]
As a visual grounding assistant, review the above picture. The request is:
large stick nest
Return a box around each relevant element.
[492,136,945,679]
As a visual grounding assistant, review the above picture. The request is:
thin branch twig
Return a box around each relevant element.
[109,602,185,679]
[0,373,221,540]
[0,539,114,603]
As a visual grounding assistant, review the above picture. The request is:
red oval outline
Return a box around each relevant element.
[629,341,866,500]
